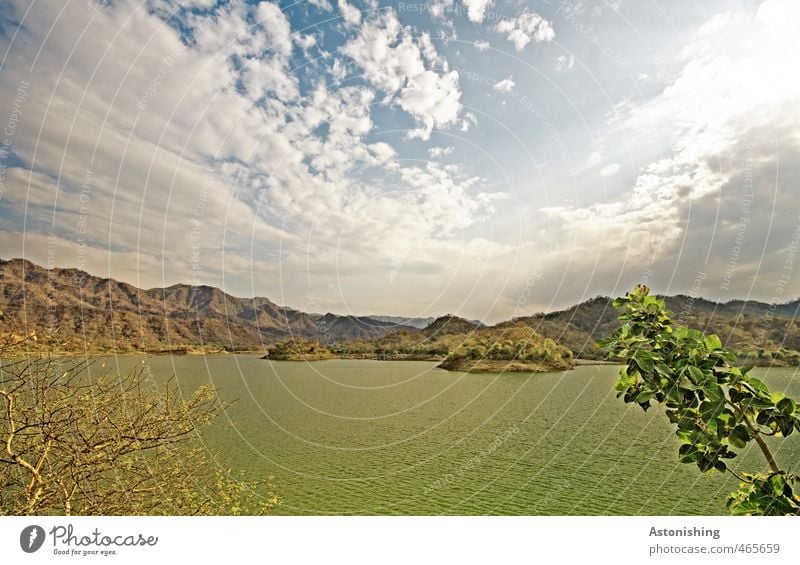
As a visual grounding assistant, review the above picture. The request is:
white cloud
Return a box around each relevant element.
[341,11,463,140]
[540,0,800,297]
[428,146,455,158]
[337,0,361,26]
[495,8,555,51]
[474,40,490,51]
[460,111,478,132]
[294,32,316,51]
[429,0,455,19]
[493,77,515,93]
[599,163,620,177]
[402,70,462,139]
[555,54,575,72]
[308,0,333,10]
[256,1,293,56]
[9,0,795,321]
[462,0,493,23]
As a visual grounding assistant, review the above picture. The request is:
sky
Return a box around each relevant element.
[0,0,799,323]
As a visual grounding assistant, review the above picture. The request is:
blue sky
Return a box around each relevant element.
[1,0,799,322]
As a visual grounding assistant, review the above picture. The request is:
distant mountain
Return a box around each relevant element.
[420,315,481,337]
[365,315,437,329]
[367,315,485,329]
[506,295,800,363]
[0,258,413,352]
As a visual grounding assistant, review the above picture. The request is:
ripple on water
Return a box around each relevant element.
[99,356,800,515]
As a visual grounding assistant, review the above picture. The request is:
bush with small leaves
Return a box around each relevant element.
[0,334,279,516]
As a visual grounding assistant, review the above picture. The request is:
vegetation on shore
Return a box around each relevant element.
[601,285,800,515]
[262,339,336,361]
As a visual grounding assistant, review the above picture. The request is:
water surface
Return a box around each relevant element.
[96,356,800,515]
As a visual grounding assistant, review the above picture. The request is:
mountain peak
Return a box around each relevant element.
[422,315,479,337]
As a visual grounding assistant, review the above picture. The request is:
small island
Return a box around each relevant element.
[262,316,574,373]
[261,338,337,361]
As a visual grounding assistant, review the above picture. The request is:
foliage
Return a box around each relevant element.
[600,285,800,515]
[441,323,573,371]
[0,334,279,515]
[264,339,334,360]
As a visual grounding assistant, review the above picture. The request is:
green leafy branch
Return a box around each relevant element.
[599,284,800,515]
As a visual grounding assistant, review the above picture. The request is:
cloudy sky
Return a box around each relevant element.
[0,0,798,322]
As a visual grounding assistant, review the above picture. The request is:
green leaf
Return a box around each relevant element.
[699,400,724,422]
[728,425,750,449]
[756,410,773,426]
[636,389,657,404]
[767,473,786,497]
[746,377,770,396]
[777,417,794,437]
[703,335,723,351]
[777,397,796,415]
[633,349,655,373]
[679,376,703,392]
[687,366,705,384]
[704,383,725,403]
[729,388,751,404]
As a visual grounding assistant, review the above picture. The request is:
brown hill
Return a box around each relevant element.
[0,258,411,353]
[420,315,480,338]
[506,295,800,364]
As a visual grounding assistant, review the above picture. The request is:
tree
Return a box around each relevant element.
[600,285,800,515]
[0,334,278,515]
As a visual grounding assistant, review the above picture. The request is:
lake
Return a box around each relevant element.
[94,356,800,515]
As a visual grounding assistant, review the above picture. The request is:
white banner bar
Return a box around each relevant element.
[1,516,798,564]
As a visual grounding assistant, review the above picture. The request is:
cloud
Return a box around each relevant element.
[539,0,800,301]
[599,163,620,177]
[428,0,455,19]
[308,0,334,10]
[337,0,361,27]
[494,8,555,51]
[428,146,455,158]
[461,0,493,23]
[341,11,463,140]
[555,54,575,72]
[474,40,490,51]
[493,77,515,93]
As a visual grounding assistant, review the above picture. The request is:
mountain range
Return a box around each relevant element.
[0,258,413,352]
[2,257,799,361]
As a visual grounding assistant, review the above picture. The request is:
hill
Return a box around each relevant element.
[0,258,412,353]
[366,315,485,329]
[507,295,800,365]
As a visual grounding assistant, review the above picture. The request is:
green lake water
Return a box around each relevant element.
[94,356,800,515]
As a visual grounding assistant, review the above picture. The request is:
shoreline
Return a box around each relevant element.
[5,349,798,371]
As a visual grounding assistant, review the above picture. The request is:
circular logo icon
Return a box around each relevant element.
[20,525,46,553]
